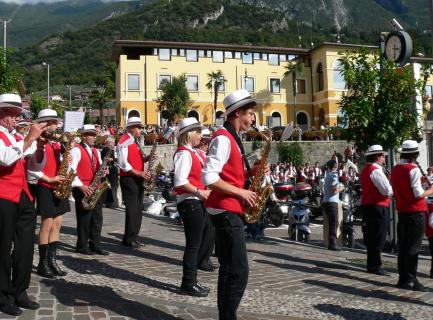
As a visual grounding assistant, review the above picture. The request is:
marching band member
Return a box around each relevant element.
[70,124,108,255]
[0,94,46,316]
[391,140,433,291]
[202,89,264,320]
[174,118,214,297]
[31,109,70,278]
[117,117,152,248]
[360,145,392,276]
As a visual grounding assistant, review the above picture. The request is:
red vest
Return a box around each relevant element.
[425,202,433,237]
[205,129,245,215]
[391,163,427,213]
[360,163,391,207]
[76,144,99,187]
[0,132,33,203]
[38,142,61,189]
[174,146,205,195]
[118,133,144,177]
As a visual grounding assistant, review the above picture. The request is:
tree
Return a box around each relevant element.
[278,142,304,166]
[30,95,64,119]
[157,74,190,123]
[339,49,423,151]
[89,64,115,125]
[205,70,226,125]
[0,49,22,94]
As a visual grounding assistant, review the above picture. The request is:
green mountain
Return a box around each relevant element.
[9,0,431,94]
[0,0,153,48]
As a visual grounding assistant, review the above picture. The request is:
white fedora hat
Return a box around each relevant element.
[0,94,23,111]
[34,108,60,123]
[397,140,419,153]
[365,145,388,156]
[81,124,97,134]
[201,127,211,137]
[176,117,201,137]
[126,116,144,129]
[222,89,257,117]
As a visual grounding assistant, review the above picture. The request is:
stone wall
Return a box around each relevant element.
[142,140,350,170]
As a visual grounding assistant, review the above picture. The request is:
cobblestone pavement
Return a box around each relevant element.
[2,203,433,320]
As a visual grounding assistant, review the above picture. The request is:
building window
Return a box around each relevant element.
[213,51,224,63]
[242,52,253,64]
[171,49,178,56]
[158,48,171,61]
[269,78,280,93]
[153,48,158,55]
[186,75,199,92]
[317,63,324,92]
[179,49,185,56]
[206,50,212,58]
[158,75,171,90]
[333,59,346,89]
[426,85,433,98]
[261,53,268,61]
[186,50,198,62]
[199,50,205,57]
[127,74,140,91]
[297,112,309,131]
[243,76,255,92]
[187,110,200,121]
[224,51,233,59]
[268,54,279,66]
[296,79,306,94]
[253,53,261,60]
[270,111,282,127]
[235,52,241,59]
[279,54,287,62]
[288,54,297,61]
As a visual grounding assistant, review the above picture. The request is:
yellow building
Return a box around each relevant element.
[112,40,378,129]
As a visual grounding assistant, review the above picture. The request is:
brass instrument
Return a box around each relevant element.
[53,133,77,199]
[143,141,157,192]
[416,161,432,187]
[82,148,112,210]
[243,129,273,224]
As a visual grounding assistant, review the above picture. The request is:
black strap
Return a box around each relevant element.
[223,121,250,172]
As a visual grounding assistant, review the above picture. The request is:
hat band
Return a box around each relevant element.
[179,123,199,133]
[402,147,418,152]
[1,101,22,107]
[36,115,58,121]
[225,96,253,113]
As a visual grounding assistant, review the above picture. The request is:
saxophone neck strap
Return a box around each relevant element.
[223,121,250,172]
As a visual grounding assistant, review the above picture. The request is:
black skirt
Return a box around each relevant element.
[36,184,71,217]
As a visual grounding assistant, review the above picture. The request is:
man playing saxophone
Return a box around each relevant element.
[117,117,154,248]
[30,109,70,278]
[202,89,267,320]
[69,124,108,255]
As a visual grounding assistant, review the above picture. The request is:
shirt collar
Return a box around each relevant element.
[372,162,382,169]
[0,125,10,133]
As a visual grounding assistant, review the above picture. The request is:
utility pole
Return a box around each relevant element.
[430,0,433,56]
[0,19,11,61]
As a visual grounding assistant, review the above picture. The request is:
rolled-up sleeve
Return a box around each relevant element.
[410,167,425,198]
[370,169,393,196]
[69,147,83,188]
[202,135,230,186]
[0,139,24,166]
[174,150,192,187]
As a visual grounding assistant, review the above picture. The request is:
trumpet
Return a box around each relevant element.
[40,131,65,142]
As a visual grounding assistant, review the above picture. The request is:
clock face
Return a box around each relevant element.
[385,35,402,61]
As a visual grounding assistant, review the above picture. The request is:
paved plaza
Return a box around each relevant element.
[2,202,433,320]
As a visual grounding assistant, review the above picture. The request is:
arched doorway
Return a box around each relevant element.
[319,108,325,126]
[270,111,281,127]
[296,111,309,131]
[187,110,199,121]
[127,109,140,119]
[215,110,224,126]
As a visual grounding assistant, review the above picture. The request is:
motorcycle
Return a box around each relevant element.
[263,182,294,227]
[310,176,323,218]
[341,183,355,248]
[287,182,314,243]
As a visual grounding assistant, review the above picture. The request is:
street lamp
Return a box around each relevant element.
[66,85,72,109]
[0,19,11,60]
[41,62,50,105]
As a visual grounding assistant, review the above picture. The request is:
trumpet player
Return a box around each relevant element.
[30,109,70,278]
[202,90,263,320]
[117,117,153,248]
[69,124,108,256]
[360,145,392,276]
[0,94,47,316]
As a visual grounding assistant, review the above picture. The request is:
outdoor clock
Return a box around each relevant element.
[384,31,413,66]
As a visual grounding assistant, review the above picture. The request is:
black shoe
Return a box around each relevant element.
[198,264,216,272]
[15,295,40,310]
[367,269,390,276]
[91,248,110,256]
[196,282,210,293]
[412,280,427,292]
[179,284,208,297]
[75,249,94,255]
[430,270,433,279]
[0,303,22,316]
[397,281,412,290]
[37,244,55,279]
[48,242,68,276]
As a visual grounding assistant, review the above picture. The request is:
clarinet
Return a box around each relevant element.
[415,161,432,187]
[383,164,391,178]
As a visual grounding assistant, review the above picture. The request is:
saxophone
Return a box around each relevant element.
[243,129,273,224]
[82,148,112,210]
[53,134,77,199]
[143,141,157,192]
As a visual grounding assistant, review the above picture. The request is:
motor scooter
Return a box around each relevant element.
[287,182,314,243]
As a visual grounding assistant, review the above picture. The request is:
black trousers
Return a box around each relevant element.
[211,212,249,320]
[72,188,103,251]
[428,237,433,273]
[0,193,35,306]
[397,212,424,284]
[178,199,215,286]
[120,176,144,244]
[323,202,338,248]
[362,205,389,271]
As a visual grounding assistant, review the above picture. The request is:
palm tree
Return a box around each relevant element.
[206,70,226,125]
[89,86,114,126]
[283,60,304,127]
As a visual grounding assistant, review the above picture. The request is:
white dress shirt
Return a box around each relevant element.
[174,144,204,203]
[369,162,393,196]
[398,159,424,198]
[116,133,138,173]
[70,143,102,188]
